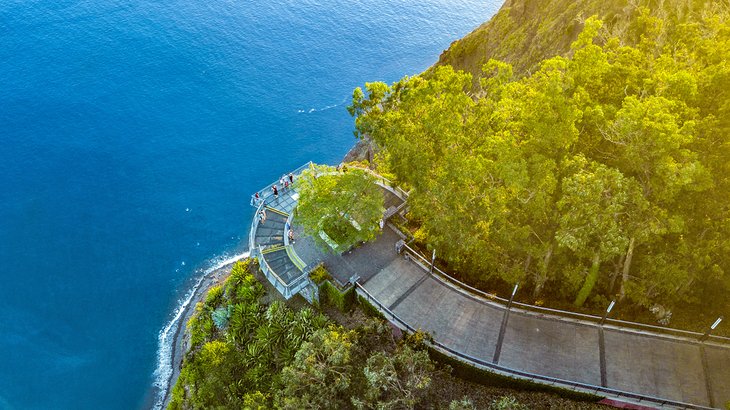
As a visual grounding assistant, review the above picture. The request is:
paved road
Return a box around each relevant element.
[358,231,730,409]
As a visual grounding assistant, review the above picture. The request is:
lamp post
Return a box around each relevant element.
[700,316,723,342]
[600,300,616,326]
[507,283,519,310]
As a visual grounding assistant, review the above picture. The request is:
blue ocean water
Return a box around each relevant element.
[0,1,501,408]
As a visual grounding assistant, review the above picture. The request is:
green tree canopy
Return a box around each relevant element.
[296,164,385,253]
[349,9,730,318]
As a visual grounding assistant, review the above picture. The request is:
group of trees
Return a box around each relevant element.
[169,259,442,409]
[349,7,730,315]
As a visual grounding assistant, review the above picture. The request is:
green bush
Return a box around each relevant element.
[320,280,356,312]
[172,258,335,409]
[490,395,528,410]
[212,305,231,330]
[205,284,223,308]
[188,303,215,348]
[450,397,477,410]
[309,264,331,284]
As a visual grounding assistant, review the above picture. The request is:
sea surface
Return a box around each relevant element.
[0,1,501,408]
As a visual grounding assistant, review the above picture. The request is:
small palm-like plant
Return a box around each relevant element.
[212,305,232,330]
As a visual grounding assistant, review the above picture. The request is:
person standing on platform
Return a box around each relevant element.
[272,185,278,199]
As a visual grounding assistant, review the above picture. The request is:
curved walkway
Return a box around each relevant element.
[356,234,730,409]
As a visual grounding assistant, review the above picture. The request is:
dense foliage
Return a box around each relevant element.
[437,0,723,80]
[350,8,730,314]
[169,260,441,409]
[296,164,385,252]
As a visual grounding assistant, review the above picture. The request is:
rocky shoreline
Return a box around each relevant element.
[160,262,235,409]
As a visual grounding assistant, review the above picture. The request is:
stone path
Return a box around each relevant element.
[358,230,730,409]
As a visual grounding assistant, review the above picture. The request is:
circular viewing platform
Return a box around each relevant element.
[248,162,407,299]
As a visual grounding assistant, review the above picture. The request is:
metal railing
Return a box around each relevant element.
[355,283,716,410]
[344,164,410,201]
[256,243,310,299]
[399,242,730,345]
[249,197,266,252]
[248,162,317,299]
[338,169,727,343]
[250,162,313,207]
[257,245,290,296]
[287,273,311,297]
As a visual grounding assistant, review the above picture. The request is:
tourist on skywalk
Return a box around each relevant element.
[272,184,278,199]
[288,172,293,184]
[288,228,294,243]
[259,208,267,224]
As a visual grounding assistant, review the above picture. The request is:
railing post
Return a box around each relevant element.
[507,283,518,310]
[700,316,723,342]
[600,300,616,326]
[430,249,436,275]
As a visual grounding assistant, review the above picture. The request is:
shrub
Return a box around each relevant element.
[309,264,331,284]
[321,281,356,312]
[450,397,477,410]
[358,295,387,320]
[212,305,231,330]
[490,395,528,410]
[188,303,215,348]
[205,285,223,308]
[359,345,436,408]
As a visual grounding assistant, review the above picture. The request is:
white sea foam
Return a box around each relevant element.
[151,250,250,410]
[297,98,348,114]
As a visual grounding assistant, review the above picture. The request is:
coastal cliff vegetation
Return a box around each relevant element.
[169,260,600,409]
[169,260,444,409]
[350,2,730,324]
[171,1,730,407]
[436,0,725,79]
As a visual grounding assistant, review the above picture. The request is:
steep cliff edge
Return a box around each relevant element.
[435,0,723,77]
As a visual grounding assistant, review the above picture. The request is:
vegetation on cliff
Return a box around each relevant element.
[169,260,443,409]
[436,0,726,79]
[169,260,601,409]
[350,5,730,321]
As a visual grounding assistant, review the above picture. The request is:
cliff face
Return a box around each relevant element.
[436,0,720,77]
